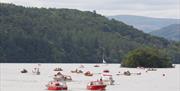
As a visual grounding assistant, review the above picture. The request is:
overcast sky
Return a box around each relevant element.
[1,0,180,19]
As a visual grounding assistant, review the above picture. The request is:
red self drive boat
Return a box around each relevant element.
[46,81,68,90]
[103,70,109,73]
[87,80,106,90]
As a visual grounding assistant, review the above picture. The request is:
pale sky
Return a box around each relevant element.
[1,0,180,19]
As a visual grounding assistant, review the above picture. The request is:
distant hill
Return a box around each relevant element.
[150,24,180,41]
[0,3,180,63]
[108,15,180,33]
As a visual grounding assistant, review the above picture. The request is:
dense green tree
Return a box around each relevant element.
[121,47,172,68]
[0,3,179,63]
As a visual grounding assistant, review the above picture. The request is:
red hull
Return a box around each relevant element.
[48,86,67,90]
[87,85,106,90]
[103,70,109,73]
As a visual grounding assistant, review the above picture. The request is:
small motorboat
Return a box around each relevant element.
[53,74,64,81]
[53,74,72,81]
[94,65,100,67]
[101,74,115,85]
[124,71,131,76]
[64,75,72,81]
[84,71,93,76]
[103,70,109,73]
[147,68,157,71]
[54,68,63,71]
[46,81,68,90]
[78,70,83,73]
[71,70,77,73]
[21,69,28,73]
[87,81,106,90]
[32,68,40,75]
[71,69,83,73]
[137,66,145,69]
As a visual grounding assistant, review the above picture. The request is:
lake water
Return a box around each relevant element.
[0,63,180,91]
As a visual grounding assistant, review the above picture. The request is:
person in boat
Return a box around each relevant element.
[90,82,93,85]
[63,75,72,81]
[32,68,37,73]
[99,78,103,84]
[77,69,82,73]
[163,74,165,76]
[37,68,39,72]
[23,69,27,71]
[75,69,78,72]
[100,78,102,81]
[109,76,114,85]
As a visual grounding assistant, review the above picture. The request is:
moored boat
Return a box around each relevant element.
[71,69,83,73]
[54,68,63,71]
[84,71,93,76]
[53,72,72,81]
[103,69,109,73]
[147,68,157,71]
[53,75,72,81]
[94,65,100,67]
[21,69,28,73]
[101,74,115,85]
[124,71,131,76]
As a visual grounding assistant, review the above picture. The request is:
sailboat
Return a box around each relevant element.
[102,58,108,66]
[103,59,106,64]
[102,51,107,64]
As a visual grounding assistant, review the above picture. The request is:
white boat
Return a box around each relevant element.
[101,73,114,85]
[53,73,72,81]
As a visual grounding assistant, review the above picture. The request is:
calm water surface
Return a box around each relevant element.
[0,63,180,91]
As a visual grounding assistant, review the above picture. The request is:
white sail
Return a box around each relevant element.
[103,59,106,64]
